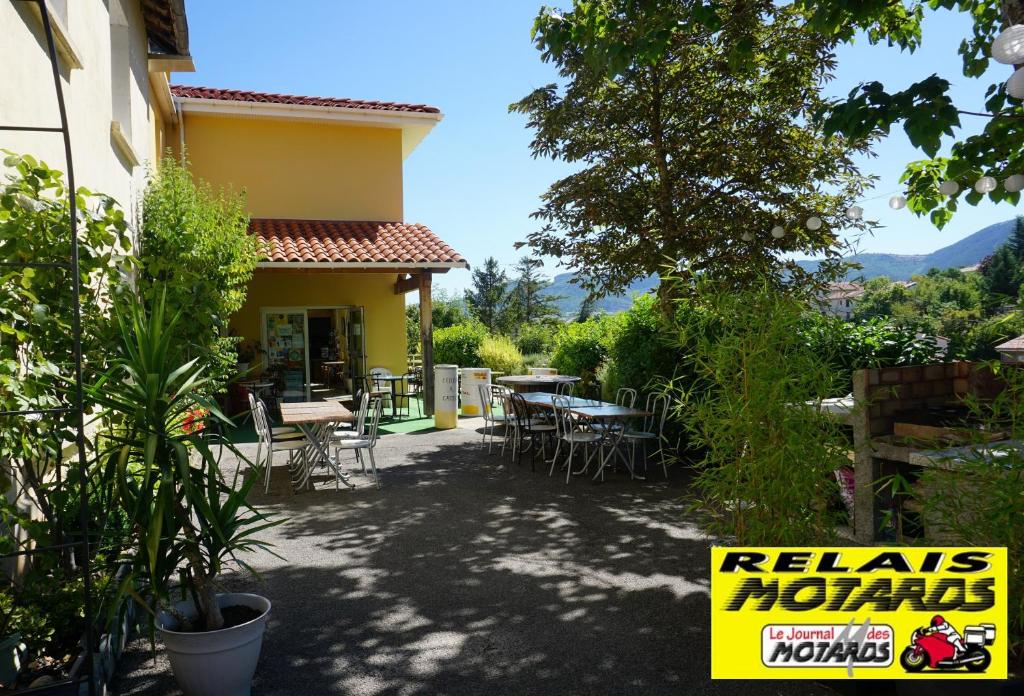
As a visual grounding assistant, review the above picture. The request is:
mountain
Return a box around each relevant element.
[794,218,1017,281]
[543,273,659,316]
[541,218,1018,315]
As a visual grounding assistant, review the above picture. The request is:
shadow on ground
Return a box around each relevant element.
[113,425,828,695]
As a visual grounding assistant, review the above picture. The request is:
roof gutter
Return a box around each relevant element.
[256,261,468,270]
[174,97,444,129]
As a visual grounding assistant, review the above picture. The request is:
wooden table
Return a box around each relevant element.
[279,401,355,489]
[497,374,582,393]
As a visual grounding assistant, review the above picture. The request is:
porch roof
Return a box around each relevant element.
[251,218,468,271]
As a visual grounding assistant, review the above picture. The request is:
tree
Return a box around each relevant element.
[138,156,262,391]
[982,244,1022,301]
[1009,216,1024,259]
[793,1,1024,227]
[576,296,596,323]
[511,257,561,324]
[406,290,468,355]
[464,257,511,332]
[511,0,873,298]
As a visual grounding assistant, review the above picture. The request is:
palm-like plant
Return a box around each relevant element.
[90,292,276,632]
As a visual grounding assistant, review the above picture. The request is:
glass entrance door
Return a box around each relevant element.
[263,310,310,400]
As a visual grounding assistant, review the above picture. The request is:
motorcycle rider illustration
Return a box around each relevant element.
[925,615,965,657]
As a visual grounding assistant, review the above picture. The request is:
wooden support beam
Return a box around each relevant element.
[419,271,434,416]
[394,273,420,295]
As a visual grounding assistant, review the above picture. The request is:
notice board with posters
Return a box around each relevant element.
[711,547,1007,680]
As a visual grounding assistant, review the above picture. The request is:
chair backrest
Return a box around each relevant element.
[478,383,493,419]
[615,387,638,408]
[353,391,371,436]
[252,400,271,444]
[556,380,575,396]
[507,392,533,431]
[551,394,579,438]
[364,396,384,446]
[643,392,670,434]
[369,367,391,392]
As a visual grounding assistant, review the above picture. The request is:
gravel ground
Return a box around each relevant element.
[112,420,828,696]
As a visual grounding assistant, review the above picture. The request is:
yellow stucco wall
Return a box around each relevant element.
[182,114,404,220]
[231,270,408,376]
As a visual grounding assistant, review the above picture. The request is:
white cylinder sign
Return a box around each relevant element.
[460,367,492,416]
[434,364,459,429]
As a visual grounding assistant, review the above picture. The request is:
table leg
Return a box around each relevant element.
[592,419,644,481]
[298,422,355,489]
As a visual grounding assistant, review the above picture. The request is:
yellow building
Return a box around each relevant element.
[170,86,467,407]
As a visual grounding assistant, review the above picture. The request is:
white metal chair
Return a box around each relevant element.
[549,395,602,482]
[624,392,671,477]
[253,400,310,493]
[369,366,393,413]
[479,383,510,453]
[334,395,385,488]
[332,390,368,442]
[555,380,575,396]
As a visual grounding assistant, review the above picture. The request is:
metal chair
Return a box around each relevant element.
[334,395,385,488]
[615,387,638,408]
[369,366,394,413]
[549,395,602,482]
[504,392,555,469]
[623,392,671,477]
[480,383,510,453]
[556,380,575,396]
[394,374,420,419]
[253,399,309,493]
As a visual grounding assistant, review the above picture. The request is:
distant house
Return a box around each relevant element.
[995,335,1024,363]
[817,282,864,321]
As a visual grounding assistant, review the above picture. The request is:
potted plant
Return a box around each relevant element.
[234,338,260,375]
[90,293,277,696]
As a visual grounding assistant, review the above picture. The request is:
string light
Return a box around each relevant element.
[992,25,1024,64]
[741,231,753,242]
[975,176,998,193]
[938,180,959,195]
[1005,174,1024,193]
[770,226,786,239]
[846,205,863,220]
[889,195,907,210]
[806,216,822,230]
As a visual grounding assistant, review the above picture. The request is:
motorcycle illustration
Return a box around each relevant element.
[899,621,995,672]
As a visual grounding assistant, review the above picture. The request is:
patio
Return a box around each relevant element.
[112,419,827,695]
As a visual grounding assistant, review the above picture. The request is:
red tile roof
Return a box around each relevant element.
[251,219,467,267]
[171,85,440,114]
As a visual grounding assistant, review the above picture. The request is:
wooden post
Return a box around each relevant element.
[419,271,434,416]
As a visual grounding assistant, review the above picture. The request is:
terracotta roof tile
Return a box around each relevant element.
[170,85,440,114]
[251,219,467,267]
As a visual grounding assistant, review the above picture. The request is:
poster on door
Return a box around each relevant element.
[266,313,306,367]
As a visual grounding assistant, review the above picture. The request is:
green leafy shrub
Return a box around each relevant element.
[672,280,847,545]
[478,334,524,374]
[604,294,684,397]
[961,311,1024,361]
[550,315,619,387]
[433,322,487,366]
[516,323,555,355]
[138,155,262,393]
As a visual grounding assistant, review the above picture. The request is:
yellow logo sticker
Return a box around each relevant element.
[711,547,1007,679]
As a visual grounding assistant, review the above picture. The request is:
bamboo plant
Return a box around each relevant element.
[89,292,276,632]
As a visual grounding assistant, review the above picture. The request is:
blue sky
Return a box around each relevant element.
[178,1,1022,294]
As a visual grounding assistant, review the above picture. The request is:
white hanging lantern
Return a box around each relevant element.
[889,195,907,210]
[845,205,863,220]
[741,231,753,242]
[938,180,959,195]
[992,25,1024,65]
[1005,174,1024,193]
[1007,68,1024,99]
[770,226,786,239]
[806,216,822,231]
[975,176,998,193]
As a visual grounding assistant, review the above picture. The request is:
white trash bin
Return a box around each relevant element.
[434,364,459,429]
[460,367,492,416]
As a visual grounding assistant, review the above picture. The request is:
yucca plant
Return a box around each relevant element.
[89,292,276,633]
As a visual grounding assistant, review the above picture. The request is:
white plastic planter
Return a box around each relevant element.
[157,593,270,696]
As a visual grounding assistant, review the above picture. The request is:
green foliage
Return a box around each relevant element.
[509,257,561,326]
[464,257,514,333]
[138,155,261,393]
[515,323,554,355]
[550,315,620,388]
[406,290,468,356]
[477,334,524,375]
[603,294,683,396]
[89,293,276,633]
[0,152,132,579]
[796,0,1024,225]
[982,244,1023,303]
[433,322,488,367]
[671,280,848,544]
[514,1,873,296]
[799,313,945,395]
[913,363,1024,659]
[962,311,1024,361]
